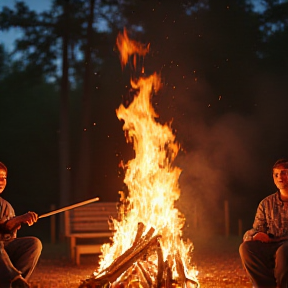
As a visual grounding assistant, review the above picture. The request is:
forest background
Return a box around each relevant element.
[0,0,287,241]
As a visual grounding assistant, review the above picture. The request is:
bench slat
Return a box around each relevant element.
[71,225,111,231]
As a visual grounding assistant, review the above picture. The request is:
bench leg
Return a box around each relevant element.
[70,237,76,261]
[76,248,80,266]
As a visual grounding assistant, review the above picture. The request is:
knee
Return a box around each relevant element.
[276,242,288,260]
[29,237,42,255]
[239,241,249,258]
[275,243,288,285]
[239,241,257,261]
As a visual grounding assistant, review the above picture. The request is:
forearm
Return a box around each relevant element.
[5,216,26,232]
[243,228,257,241]
[0,219,15,236]
[6,212,38,231]
[0,212,38,234]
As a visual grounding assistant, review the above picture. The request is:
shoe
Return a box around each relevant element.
[10,275,30,288]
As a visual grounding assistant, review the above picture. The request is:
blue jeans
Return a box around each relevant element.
[0,237,42,287]
[239,240,288,288]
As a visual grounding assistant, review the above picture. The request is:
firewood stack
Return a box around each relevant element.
[79,223,199,288]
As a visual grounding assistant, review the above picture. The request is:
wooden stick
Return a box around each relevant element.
[156,240,164,288]
[39,197,100,219]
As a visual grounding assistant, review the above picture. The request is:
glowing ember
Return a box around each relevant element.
[81,29,199,288]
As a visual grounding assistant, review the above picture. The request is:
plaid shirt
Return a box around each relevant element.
[253,191,288,238]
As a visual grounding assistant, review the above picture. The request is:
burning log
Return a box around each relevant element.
[96,223,150,278]
[133,222,146,246]
[156,240,164,288]
[112,260,157,288]
[123,264,150,288]
[137,262,153,287]
[79,228,161,288]
[163,259,173,288]
[79,228,199,288]
[175,252,199,288]
[175,251,186,287]
[97,235,161,282]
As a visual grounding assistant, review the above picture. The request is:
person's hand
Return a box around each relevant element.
[18,212,38,226]
[252,232,271,242]
[5,212,38,231]
[243,229,256,242]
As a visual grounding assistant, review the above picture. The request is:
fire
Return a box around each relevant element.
[85,29,199,287]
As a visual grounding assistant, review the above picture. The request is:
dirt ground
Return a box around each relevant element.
[28,235,252,288]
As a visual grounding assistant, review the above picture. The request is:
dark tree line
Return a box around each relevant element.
[0,0,287,239]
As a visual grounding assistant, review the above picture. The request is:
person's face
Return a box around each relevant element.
[273,166,288,190]
[0,169,7,194]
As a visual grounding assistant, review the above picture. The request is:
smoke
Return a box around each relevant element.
[175,111,261,237]
[158,72,288,238]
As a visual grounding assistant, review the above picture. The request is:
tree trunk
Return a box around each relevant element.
[59,0,71,239]
[74,0,95,201]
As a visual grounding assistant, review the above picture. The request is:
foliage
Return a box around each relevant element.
[0,63,59,217]
[259,0,288,73]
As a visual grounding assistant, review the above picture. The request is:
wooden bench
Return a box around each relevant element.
[64,202,118,265]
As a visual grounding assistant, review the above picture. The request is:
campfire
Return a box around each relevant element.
[79,29,199,288]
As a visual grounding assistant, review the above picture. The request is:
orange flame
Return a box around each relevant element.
[116,28,150,70]
[98,29,198,285]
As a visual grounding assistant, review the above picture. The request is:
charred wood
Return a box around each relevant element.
[80,234,161,288]
[137,262,154,287]
[132,264,150,288]
[100,234,161,282]
[96,222,147,278]
[141,227,155,242]
[164,260,173,288]
[175,252,186,288]
[156,241,164,288]
[132,222,146,246]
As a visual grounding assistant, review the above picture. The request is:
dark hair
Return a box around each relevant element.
[273,159,288,170]
[0,162,7,173]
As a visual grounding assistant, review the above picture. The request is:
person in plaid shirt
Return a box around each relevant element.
[240,158,288,288]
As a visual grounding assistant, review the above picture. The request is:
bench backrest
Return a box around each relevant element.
[64,202,118,236]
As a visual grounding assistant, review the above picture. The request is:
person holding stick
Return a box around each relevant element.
[0,161,42,288]
[239,158,288,288]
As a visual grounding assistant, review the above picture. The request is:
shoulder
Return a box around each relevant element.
[0,197,11,207]
[259,192,278,205]
[0,197,14,217]
[0,197,6,206]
